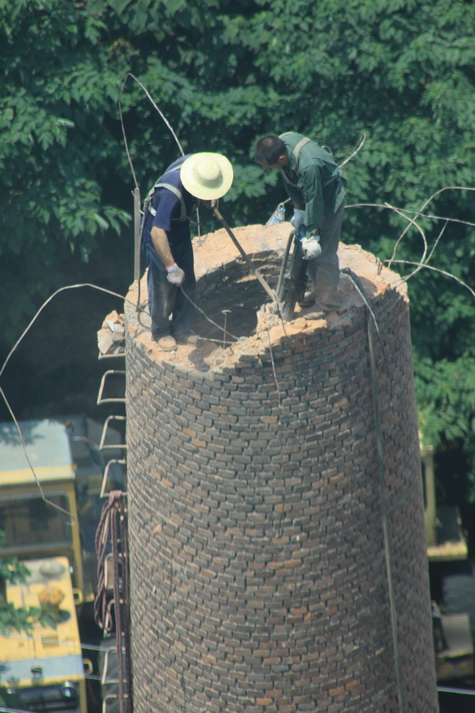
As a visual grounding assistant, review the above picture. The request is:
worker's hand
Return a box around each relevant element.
[166,263,185,285]
[301,236,322,260]
[290,209,305,230]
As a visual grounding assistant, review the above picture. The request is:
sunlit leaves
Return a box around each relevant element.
[415,355,475,448]
[0,0,132,343]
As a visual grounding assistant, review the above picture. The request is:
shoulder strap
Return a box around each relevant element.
[146,172,187,220]
[292,136,311,162]
[153,182,186,219]
[279,133,311,162]
[279,134,343,189]
[278,134,311,187]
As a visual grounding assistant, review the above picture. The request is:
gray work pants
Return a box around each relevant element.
[306,201,345,310]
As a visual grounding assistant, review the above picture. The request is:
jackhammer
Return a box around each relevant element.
[276,226,308,321]
[213,207,308,322]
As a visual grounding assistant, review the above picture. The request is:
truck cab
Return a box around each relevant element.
[0,420,86,602]
[0,556,89,713]
[0,416,125,606]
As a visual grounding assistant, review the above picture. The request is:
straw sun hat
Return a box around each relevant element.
[180,152,234,200]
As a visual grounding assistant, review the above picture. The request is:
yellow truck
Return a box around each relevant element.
[0,418,87,603]
[0,417,125,712]
[0,556,89,713]
[0,417,124,605]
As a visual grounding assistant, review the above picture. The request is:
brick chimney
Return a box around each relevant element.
[124,223,438,713]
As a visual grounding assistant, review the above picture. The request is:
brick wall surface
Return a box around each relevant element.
[125,260,438,713]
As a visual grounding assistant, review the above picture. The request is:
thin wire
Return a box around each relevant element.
[340,268,379,335]
[338,132,366,170]
[345,189,474,299]
[387,186,475,269]
[266,329,282,406]
[0,387,74,521]
[393,220,448,285]
[118,76,139,191]
[387,260,475,298]
[346,192,475,229]
[178,286,239,341]
[266,329,288,538]
[0,282,126,521]
[366,303,405,713]
[118,73,185,194]
[342,268,405,712]
[341,267,394,407]
[384,201,429,272]
[0,283,125,378]
[424,220,449,268]
[118,73,204,318]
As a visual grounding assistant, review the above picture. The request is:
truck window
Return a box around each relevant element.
[0,493,72,549]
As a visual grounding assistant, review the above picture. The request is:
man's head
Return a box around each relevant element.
[180,152,233,200]
[254,135,289,169]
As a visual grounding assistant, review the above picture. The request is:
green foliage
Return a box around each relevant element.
[415,353,475,499]
[0,599,61,635]
[415,355,475,447]
[0,0,130,346]
[0,532,61,634]
[1,0,474,493]
[0,532,30,586]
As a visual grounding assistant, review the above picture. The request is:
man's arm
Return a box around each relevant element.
[151,226,175,268]
[150,226,185,284]
[301,166,324,233]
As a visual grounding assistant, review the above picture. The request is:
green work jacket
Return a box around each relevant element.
[279,132,346,233]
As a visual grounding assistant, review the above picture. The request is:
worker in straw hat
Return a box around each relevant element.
[141,152,233,351]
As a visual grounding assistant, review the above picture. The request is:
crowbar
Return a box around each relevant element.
[213,207,277,303]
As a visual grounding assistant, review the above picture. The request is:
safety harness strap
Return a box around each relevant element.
[145,165,189,222]
[148,182,187,221]
[278,134,311,188]
[279,133,343,189]
[292,136,312,161]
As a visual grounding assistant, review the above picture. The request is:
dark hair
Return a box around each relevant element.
[254,135,287,165]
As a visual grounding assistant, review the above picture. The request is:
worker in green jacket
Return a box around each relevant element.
[254,132,346,315]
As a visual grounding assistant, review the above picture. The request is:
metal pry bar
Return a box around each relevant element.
[213,207,277,303]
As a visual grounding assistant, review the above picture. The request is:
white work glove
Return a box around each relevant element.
[166,263,185,285]
[290,209,305,230]
[300,236,322,260]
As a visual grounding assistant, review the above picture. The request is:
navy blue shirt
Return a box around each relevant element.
[142,155,196,251]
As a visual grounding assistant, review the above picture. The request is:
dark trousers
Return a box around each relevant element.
[145,239,196,339]
[306,201,345,310]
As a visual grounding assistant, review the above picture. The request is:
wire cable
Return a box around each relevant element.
[342,267,405,713]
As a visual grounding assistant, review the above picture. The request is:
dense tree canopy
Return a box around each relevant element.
[1,0,474,491]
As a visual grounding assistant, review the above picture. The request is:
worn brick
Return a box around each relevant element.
[124,252,438,713]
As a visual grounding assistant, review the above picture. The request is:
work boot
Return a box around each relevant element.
[154,335,177,351]
[304,310,328,321]
[175,333,200,346]
[298,291,315,308]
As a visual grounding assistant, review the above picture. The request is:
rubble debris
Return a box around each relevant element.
[124,222,407,372]
[98,311,126,356]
